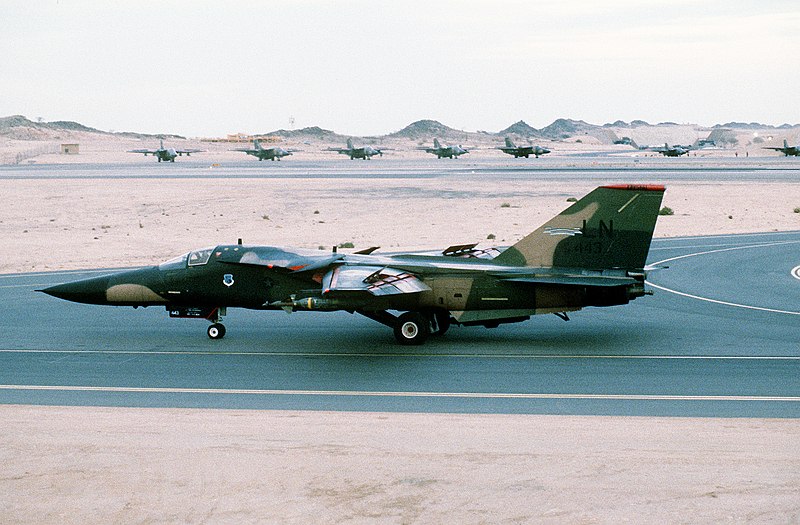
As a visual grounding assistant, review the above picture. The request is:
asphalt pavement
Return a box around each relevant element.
[1,231,798,417]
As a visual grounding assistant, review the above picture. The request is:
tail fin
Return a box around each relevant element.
[505,137,515,148]
[434,138,441,149]
[785,139,789,148]
[347,138,353,149]
[493,185,665,270]
[253,139,261,149]
[160,139,164,149]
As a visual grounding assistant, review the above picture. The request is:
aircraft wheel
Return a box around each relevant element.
[207,323,226,340]
[394,312,429,345]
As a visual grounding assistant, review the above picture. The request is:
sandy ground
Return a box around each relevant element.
[2,406,799,524]
[3,178,799,274]
[3,126,796,166]
[2,145,800,523]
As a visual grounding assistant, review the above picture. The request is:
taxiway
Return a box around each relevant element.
[2,232,798,417]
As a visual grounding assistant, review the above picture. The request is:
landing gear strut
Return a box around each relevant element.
[358,309,452,345]
[207,307,227,340]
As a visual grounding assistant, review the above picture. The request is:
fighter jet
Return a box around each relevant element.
[497,137,550,158]
[326,138,385,160]
[128,139,203,162]
[651,143,691,157]
[40,185,665,345]
[420,138,469,159]
[233,139,294,161]
[763,139,800,157]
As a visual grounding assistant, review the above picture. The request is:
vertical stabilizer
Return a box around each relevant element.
[494,185,665,270]
[347,138,354,149]
[434,138,441,149]
[505,137,515,148]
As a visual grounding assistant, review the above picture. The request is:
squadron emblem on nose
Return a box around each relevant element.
[223,274,235,287]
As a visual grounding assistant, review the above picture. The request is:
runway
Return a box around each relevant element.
[2,156,799,182]
[2,231,799,417]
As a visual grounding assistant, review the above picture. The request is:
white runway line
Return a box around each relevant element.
[647,239,800,316]
[1,384,799,402]
[1,349,799,359]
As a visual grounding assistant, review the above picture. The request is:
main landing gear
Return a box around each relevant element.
[359,310,452,345]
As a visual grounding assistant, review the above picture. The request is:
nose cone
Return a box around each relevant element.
[39,275,111,305]
[38,267,167,306]
[542,148,551,154]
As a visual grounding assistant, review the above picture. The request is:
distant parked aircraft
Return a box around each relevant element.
[497,137,550,158]
[651,143,691,157]
[326,138,385,160]
[233,139,294,161]
[128,139,203,162]
[763,139,800,157]
[420,138,469,159]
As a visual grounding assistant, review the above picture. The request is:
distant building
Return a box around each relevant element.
[60,143,79,154]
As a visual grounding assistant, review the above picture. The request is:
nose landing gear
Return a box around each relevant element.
[206,307,227,340]
[207,323,226,340]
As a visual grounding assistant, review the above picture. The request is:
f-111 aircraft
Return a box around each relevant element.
[763,139,800,157]
[40,185,665,345]
[127,139,203,162]
[497,137,550,158]
[326,138,385,160]
[420,138,469,159]
[651,143,691,157]
[232,139,294,161]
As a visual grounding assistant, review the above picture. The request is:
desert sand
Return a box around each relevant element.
[2,177,799,274]
[2,141,800,523]
[2,406,800,524]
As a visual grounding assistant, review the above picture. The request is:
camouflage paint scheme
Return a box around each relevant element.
[41,185,665,344]
[127,139,203,162]
[497,137,550,158]
[650,143,691,157]
[232,139,294,161]
[420,139,469,159]
[325,138,386,160]
[763,139,800,157]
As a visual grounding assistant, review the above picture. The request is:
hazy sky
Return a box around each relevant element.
[2,0,798,137]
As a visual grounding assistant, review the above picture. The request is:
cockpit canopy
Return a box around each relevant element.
[158,247,215,270]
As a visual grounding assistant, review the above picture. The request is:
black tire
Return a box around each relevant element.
[393,312,430,345]
[207,323,226,340]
